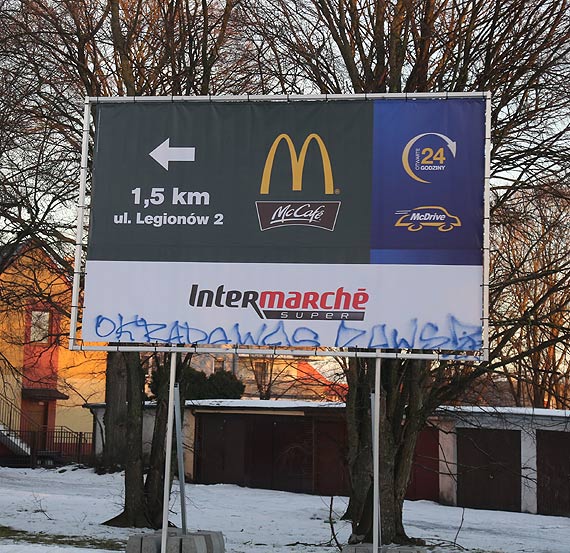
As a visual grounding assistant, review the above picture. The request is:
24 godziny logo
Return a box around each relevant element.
[402,133,456,183]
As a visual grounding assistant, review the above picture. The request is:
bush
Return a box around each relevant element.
[149,366,244,400]
[207,370,245,399]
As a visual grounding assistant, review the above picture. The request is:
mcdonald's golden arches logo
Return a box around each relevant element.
[256,133,341,231]
[260,133,335,195]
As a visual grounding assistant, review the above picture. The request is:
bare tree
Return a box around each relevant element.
[1,0,251,528]
[240,0,570,543]
[491,181,570,408]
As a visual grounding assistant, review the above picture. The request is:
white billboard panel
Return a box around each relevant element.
[83,261,482,350]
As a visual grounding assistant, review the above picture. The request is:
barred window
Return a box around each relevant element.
[30,311,50,343]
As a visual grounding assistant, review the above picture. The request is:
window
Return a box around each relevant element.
[254,360,269,386]
[30,311,50,343]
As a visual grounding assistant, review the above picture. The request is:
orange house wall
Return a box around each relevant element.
[1,246,107,434]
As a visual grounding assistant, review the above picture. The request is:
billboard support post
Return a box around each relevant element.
[161,351,178,553]
[372,350,382,552]
[174,383,188,534]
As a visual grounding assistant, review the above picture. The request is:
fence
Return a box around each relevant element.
[0,395,93,466]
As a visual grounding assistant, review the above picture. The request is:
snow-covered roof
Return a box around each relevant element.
[437,405,570,418]
[184,398,345,410]
[85,399,345,410]
[85,399,569,419]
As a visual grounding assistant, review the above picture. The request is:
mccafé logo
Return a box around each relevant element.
[256,133,341,231]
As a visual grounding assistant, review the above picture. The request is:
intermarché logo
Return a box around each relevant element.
[188,284,368,321]
[255,133,341,231]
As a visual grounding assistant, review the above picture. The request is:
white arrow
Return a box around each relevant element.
[149,138,196,170]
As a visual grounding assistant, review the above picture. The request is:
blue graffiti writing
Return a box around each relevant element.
[334,316,481,352]
[93,314,482,353]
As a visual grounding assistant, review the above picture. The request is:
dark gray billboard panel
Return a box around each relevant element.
[89,101,373,264]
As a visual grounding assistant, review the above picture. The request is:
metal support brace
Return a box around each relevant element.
[372,350,382,552]
[161,352,178,553]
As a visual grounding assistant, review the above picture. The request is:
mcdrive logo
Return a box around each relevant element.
[189,284,367,321]
[256,133,341,231]
[394,206,462,232]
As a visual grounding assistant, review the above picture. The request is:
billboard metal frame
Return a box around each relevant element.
[69,92,491,362]
[69,93,491,553]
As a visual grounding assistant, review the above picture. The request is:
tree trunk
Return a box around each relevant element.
[104,352,148,527]
[343,356,373,534]
[354,422,422,544]
[345,357,426,545]
[144,393,169,528]
[101,350,128,472]
[124,352,147,526]
[143,352,180,528]
[105,352,192,529]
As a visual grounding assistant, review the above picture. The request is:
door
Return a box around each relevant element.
[22,400,49,449]
[457,428,521,512]
[314,419,349,496]
[195,414,246,485]
[23,400,48,429]
[406,426,440,501]
[537,430,570,516]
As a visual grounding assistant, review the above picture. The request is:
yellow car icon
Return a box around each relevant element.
[395,206,462,232]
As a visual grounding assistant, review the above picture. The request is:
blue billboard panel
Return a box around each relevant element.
[370,99,485,265]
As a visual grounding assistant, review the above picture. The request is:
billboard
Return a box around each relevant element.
[78,96,488,353]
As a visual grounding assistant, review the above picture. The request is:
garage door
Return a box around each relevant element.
[537,429,570,516]
[457,428,521,512]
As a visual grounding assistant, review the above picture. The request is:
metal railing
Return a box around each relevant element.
[0,394,93,466]
[0,393,42,432]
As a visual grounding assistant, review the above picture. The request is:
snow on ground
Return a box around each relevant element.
[0,466,568,553]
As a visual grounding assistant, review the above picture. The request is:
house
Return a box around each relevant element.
[189,351,347,401]
[0,242,106,466]
[0,241,343,467]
